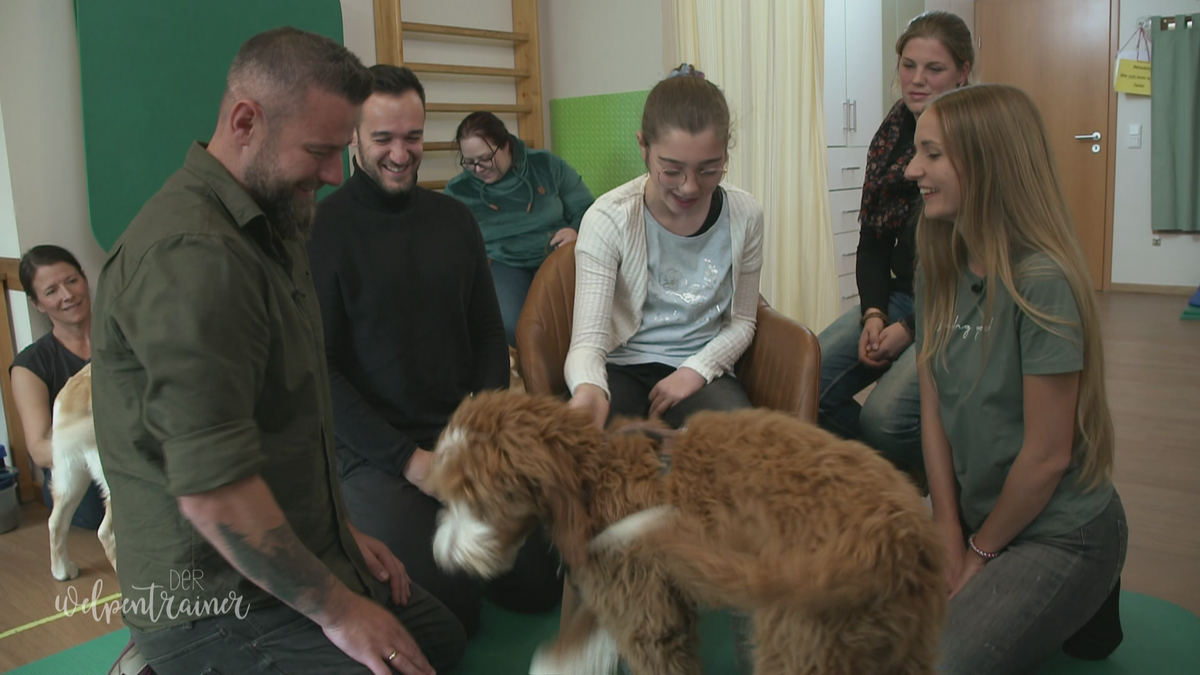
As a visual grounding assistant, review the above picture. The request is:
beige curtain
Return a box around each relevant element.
[664,0,838,331]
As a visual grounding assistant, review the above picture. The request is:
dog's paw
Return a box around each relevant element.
[52,561,80,581]
[529,629,620,675]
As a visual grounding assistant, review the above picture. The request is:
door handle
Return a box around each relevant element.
[1074,131,1101,141]
[843,101,850,132]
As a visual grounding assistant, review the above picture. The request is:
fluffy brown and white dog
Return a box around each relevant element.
[429,391,946,675]
[47,363,116,580]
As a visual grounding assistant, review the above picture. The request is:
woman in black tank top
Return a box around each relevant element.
[9,245,103,529]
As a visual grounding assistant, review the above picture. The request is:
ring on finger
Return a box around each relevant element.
[386,650,397,662]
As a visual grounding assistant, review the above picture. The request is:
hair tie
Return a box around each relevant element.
[668,63,705,80]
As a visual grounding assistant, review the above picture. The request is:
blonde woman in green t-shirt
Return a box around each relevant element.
[906,84,1126,674]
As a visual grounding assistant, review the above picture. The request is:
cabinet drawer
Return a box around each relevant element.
[826,146,869,191]
[829,188,862,234]
[838,271,859,305]
[834,231,858,276]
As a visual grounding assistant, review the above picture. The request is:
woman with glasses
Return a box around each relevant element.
[443,112,594,347]
[564,64,762,432]
[817,11,972,483]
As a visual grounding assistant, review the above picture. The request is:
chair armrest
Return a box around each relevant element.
[735,299,821,422]
[515,242,577,397]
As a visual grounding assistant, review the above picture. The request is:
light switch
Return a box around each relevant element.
[1129,124,1142,149]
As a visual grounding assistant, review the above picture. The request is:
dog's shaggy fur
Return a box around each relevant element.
[429,391,946,675]
[47,363,116,580]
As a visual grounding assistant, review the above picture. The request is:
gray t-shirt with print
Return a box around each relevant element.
[916,253,1112,539]
[608,195,734,368]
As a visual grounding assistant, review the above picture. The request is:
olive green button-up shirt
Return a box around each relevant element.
[92,143,373,631]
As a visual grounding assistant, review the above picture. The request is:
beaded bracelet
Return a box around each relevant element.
[861,309,889,326]
[968,534,1000,561]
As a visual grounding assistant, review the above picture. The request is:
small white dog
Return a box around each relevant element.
[47,363,116,581]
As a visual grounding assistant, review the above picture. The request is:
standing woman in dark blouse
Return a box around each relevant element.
[817,11,972,478]
[10,245,105,529]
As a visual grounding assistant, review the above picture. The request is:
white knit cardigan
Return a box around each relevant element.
[564,174,764,397]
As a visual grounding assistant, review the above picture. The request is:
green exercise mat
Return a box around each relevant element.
[5,593,1197,675]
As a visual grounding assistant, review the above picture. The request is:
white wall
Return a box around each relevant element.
[341,0,662,164]
[538,0,664,147]
[1111,0,1200,287]
[0,0,106,303]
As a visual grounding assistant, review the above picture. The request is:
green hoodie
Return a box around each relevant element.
[444,138,595,269]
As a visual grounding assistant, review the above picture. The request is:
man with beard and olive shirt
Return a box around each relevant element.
[307,65,562,638]
[91,29,465,675]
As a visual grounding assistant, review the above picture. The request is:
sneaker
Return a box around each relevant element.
[108,638,155,675]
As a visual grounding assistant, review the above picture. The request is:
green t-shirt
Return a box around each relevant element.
[915,254,1112,539]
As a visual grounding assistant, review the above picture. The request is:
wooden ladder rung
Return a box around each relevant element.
[426,102,532,114]
[406,62,530,79]
[402,21,529,43]
[419,179,449,190]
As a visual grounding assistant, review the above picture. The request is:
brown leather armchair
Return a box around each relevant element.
[515,241,821,422]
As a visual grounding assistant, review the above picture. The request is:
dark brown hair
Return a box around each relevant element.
[640,64,732,147]
[19,245,84,302]
[896,11,974,73]
[454,111,512,153]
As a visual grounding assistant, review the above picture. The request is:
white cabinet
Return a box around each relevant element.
[824,0,881,317]
[824,0,883,148]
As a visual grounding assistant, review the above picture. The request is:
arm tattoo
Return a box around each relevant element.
[216,521,336,617]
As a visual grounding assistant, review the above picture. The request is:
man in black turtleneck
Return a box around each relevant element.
[308,66,562,637]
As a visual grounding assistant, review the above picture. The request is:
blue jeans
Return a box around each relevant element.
[490,260,538,348]
[940,492,1128,675]
[817,293,921,472]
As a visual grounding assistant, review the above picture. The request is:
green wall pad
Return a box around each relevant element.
[549,90,649,198]
[74,0,345,251]
[6,593,1199,674]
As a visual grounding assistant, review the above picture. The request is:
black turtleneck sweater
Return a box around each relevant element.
[308,163,509,478]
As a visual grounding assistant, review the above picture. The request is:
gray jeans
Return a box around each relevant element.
[129,581,466,675]
[939,491,1128,675]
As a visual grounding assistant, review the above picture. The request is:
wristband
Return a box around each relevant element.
[968,533,1000,561]
[861,309,889,326]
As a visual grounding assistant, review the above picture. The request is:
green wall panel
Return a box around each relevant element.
[549,90,649,198]
[75,0,345,250]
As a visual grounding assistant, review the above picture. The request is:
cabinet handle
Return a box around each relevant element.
[843,100,850,132]
[842,252,856,257]
[841,208,860,214]
[850,100,858,132]
[841,292,859,300]
[840,166,861,172]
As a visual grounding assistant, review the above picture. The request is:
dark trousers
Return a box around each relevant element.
[606,362,753,428]
[340,462,563,638]
[131,581,466,675]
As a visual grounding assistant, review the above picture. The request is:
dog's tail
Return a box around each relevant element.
[591,507,877,611]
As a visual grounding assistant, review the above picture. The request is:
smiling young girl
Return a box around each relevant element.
[907,84,1126,674]
[565,64,763,431]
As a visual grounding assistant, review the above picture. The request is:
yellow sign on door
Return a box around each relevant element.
[1114,57,1152,96]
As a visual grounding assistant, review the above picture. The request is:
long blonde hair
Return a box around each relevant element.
[916,84,1113,489]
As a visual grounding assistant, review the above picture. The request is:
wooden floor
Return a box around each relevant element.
[0,291,1196,671]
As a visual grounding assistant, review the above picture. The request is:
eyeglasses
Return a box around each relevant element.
[460,144,499,171]
[652,159,727,190]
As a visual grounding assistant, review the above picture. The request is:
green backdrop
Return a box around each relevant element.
[549,90,649,198]
[74,0,345,250]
